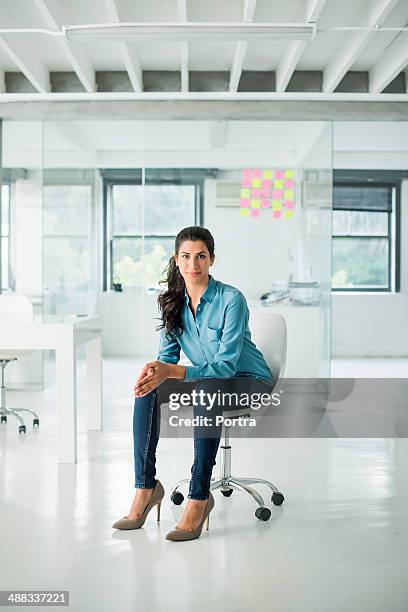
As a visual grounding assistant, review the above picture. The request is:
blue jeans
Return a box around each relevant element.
[133,377,273,500]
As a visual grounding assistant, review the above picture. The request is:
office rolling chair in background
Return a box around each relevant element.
[0,294,40,434]
[170,313,287,521]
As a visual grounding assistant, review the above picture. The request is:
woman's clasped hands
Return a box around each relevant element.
[133,360,170,398]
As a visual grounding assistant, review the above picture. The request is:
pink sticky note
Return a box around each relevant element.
[243,169,252,180]
[240,198,250,207]
[273,210,282,219]
[260,189,270,197]
[283,200,294,209]
[275,169,284,179]
[251,209,260,218]
[262,180,272,189]
[252,188,261,198]
[284,180,294,189]
[272,189,283,199]
[253,169,262,178]
[242,178,251,188]
[261,199,270,208]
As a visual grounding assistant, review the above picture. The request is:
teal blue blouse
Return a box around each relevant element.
[157,275,273,383]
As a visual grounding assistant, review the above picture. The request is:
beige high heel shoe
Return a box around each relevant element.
[165,493,215,542]
[112,480,165,530]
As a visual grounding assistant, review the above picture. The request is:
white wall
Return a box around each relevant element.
[332,294,408,356]
[204,178,296,299]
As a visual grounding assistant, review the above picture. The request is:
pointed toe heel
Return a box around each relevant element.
[165,493,214,542]
[112,479,165,530]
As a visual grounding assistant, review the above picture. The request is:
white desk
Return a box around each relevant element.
[0,314,102,464]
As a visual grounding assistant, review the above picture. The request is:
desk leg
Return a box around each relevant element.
[56,328,77,464]
[86,335,103,430]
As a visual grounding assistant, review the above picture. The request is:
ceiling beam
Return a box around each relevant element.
[0,35,50,92]
[177,0,189,92]
[370,30,408,93]
[276,0,327,92]
[104,0,143,92]
[323,0,399,93]
[33,0,95,92]
[229,0,257,92]
[1,96,408,123]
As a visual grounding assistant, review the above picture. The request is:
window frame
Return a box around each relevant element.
[332,171,401,294]
[102,172,204,291]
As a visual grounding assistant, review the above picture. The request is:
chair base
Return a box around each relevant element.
[0,359,40,433]
[170,436,285,521]
[0,407,40,433]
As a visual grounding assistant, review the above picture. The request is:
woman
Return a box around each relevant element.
[113,226,273,541]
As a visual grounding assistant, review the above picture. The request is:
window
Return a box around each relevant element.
[332,177,400,292]
[103,171,203,290]
[1,183,10,290]
[43,180,94,313]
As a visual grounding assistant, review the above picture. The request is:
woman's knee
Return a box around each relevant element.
[134,388,158,409]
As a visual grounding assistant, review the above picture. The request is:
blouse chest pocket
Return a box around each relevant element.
[207,327,222,342]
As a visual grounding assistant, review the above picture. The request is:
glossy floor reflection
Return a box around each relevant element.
[1,358,407,612]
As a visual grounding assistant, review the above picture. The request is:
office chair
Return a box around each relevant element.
[170,313,287,521]
[0,293,40,434]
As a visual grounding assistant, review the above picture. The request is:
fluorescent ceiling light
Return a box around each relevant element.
[63,22,316,43]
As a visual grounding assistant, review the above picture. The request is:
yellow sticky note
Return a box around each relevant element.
[272,201,282,210]
[284,210,294,218]
[274,180,283,189]
[251,178,261,188]
[250,199,261,208]
[263,170,273,179]
[283,190,294,200]
[240,208,250,217]
[284,169,294,179]
[241,188,250,198]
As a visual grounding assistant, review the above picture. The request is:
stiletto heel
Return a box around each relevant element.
[112,480,165,530]
[165,492,215,542]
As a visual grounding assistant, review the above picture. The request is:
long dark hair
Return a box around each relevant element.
[157,226,215,339]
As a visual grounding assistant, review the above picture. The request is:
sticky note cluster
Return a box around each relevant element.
[240,168,295,219]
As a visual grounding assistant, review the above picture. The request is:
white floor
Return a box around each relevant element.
[1,357,408,612]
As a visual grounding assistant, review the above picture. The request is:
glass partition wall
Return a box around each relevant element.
[143,121,333,378]
[1,121,44,387]
[1,119,333,383]
[42,122,100,316]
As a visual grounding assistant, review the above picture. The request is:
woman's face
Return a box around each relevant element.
[175,240,214,284]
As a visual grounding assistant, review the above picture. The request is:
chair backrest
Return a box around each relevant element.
[0,293,34,324]
[249,312,287,389]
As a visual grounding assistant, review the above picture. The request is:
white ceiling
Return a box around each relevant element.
[0,0,406,95]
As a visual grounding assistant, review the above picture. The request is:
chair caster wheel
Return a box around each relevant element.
[1,416,7,423]
[272,492,285,506]
[19,425,26,434]
[255,507,271,521]
[221,488,233,497]
[171,491,184,505]
[33,418,39,427]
